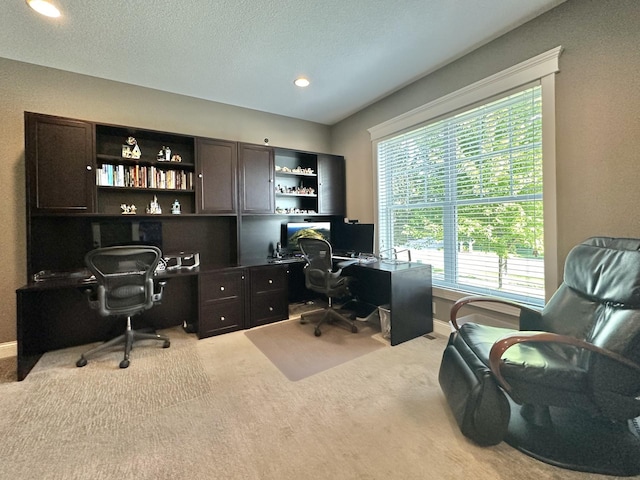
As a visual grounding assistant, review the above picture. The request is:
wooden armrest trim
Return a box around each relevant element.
[488,331,640,393]
[449,295,538,330]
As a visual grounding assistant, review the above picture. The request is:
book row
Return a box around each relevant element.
[96,163,194,190]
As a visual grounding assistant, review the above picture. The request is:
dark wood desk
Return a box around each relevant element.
[344,261,433,346]
[16,260,432,380]
[16,269,198,381]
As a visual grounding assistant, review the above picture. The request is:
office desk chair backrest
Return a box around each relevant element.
[85,245,161,317]
[298,238,338,293]
[298,237,358,336]
[78,245,170,369]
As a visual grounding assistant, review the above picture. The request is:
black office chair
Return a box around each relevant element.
[438,237,640,476]
[298,237,358,337]
[76,245,170,369]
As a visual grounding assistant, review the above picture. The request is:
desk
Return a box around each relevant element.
[16,260,432,380]
[344,261,432,346]
[16,269,198,381]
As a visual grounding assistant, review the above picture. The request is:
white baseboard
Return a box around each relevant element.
[0,341,17,359]
[432,318,452,338]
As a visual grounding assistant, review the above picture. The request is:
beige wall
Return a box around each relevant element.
[331,0,640,321]
[2,0,639,343]
[0,59,332,344]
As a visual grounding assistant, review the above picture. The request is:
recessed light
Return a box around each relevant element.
[26,0,61,18]
[294,77,310,88]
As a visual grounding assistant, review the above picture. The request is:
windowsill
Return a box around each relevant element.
[433,286,525,317]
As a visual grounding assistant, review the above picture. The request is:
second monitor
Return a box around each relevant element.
[332,223,375,256]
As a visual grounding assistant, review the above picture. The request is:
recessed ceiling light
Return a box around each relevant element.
[26,0,61,18]
[294,77,310,88]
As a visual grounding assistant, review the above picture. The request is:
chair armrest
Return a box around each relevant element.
[450,295,541,330]
[152,279,167,303]
[488,331,640,393]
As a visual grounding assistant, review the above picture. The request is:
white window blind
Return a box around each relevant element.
[377,85,544,305]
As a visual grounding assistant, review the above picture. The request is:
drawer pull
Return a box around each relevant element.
[269,306,273,312]
[268,279,273,284]
[220,286,225,291]
[220,316,225,321]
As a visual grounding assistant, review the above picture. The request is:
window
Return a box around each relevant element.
[370,47,562,306]
[377,86,543,304]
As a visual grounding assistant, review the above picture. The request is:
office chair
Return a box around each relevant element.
[298,237,358,337]
[76,245,170,369]
[438,237,640,476]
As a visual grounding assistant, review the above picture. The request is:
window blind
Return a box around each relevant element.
[377,85,544,304]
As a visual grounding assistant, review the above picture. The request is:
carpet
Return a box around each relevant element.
[245,315,387,381]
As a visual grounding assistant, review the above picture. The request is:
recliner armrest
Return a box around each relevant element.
[488,331,640,393]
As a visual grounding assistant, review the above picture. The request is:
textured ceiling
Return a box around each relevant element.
[1,0,566,125]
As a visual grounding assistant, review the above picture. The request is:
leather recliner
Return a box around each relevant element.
[438,237,640,476]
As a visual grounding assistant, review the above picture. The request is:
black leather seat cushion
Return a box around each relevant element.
[457,323,589,393]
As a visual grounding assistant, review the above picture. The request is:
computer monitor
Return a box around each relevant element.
[285,221,331,251]
[333,223,375,255]
[91,220,163,250]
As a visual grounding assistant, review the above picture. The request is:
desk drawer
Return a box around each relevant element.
[250,265,288,293]
[200,270,244,303]
[250,293,288,326]
[199,299,243,338]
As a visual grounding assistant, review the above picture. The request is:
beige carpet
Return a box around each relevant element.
[0,323,634,479]
[245,316,386,381]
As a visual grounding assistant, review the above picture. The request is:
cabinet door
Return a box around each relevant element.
[239,143,274,214]
[196,138,237,214]
[317,154,346,216]
[25,113,95,213]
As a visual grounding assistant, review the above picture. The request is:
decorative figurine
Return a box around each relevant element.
[171,199,181,215]
[146,196,162,214]
[171,154,182,163]
[120,203,137,215]
[122,137,141,159]
[157,146,166,161]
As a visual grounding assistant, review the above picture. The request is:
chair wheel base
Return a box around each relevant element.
[76,357,87,368]
[506,401,640,476]
[119,359,130,369]
[314,328,322,337]
[163,340,170,348]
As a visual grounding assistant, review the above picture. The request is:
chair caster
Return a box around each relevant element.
[76,357,87,368]
[314,328,322,337]
[351,325,358,333]
[163,340,170,348]
[119,359,130,369]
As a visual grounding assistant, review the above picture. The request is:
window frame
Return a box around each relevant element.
[369,47,562,305]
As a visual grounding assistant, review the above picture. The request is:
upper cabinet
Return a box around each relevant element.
[196,138,237,214]
[317,154,346,216]
[274,149,346,217]
[25,113,95,214]
[239,143,275,214]
[24,112,345,220]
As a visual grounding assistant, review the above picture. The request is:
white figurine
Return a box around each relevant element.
[146,196,162,214]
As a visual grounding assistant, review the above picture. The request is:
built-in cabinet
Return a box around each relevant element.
[24,111,346,340]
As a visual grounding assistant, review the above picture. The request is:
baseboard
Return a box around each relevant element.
[432,318,452,338]
[0,341,17,359]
